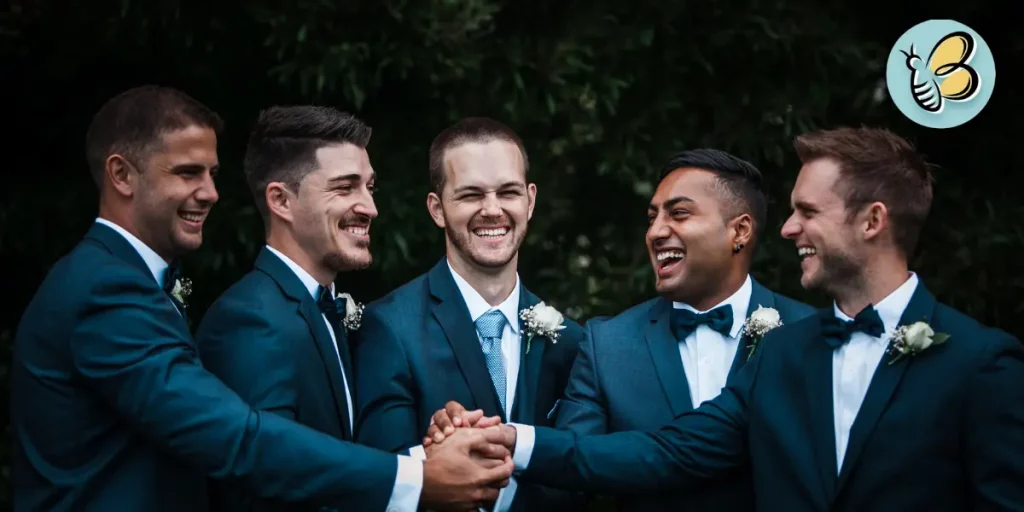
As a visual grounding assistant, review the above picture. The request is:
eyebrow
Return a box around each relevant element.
[793,200,817,211]
[170,163,217,173]
[327,172,375,185]
[452,181,525,195]
[649,195,696,211]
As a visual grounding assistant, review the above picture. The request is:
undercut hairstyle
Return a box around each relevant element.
[428,117,529,194]
[84,85,224,187]
[659,148,769,242]
[794,126,934,258]
[243,105,372,221]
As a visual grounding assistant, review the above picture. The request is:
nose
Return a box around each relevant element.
[780,212,800,239]
[647,215,670,245]
[195,170,219,205]
[353,186,378,220]
[480,192,502,217]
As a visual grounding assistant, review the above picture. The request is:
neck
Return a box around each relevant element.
[446,245,518,307]
[677,266,748,312]
[98,202,172,263]
[267,229,335,287]
[833,253,909,316]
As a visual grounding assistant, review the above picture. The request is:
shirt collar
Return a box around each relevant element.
[265,245,331,300]
[95,218,169,287]
[447,260,521,334]
[834,272,919,341]
[672,274,753,338]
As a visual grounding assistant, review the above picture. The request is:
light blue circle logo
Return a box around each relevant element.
[886,19,995,129]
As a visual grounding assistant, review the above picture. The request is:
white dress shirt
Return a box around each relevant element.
[99,222,423,510]
[832,272,918,472]
[673,275,752,408]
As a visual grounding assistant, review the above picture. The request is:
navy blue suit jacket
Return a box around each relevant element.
[195,247,360,511]
[520,281,1024,511]
[553,279,814,511]
[11,223,401,511]
[352,258,584,510]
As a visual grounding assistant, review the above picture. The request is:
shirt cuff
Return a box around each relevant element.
[386,455,423,512]
[508,423,535,471]
[408,444,426,461]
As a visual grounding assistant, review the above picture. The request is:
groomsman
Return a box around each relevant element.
[352,117,585,511]
[452,127,1024,511]
[550,149,814,511]
[10,87,513,512]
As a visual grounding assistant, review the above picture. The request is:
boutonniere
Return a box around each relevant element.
[741,306,783,361]
[170,277,192,308]
[520,302,567,354]
[336,292,364,331]
[886,320,949,365]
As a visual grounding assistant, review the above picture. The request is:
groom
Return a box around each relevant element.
[352,117,585,511]
[445,127,1024,510]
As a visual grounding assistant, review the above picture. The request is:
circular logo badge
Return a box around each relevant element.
[885,19,995,129]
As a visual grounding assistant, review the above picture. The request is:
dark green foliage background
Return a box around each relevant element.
[2,0,1021,506]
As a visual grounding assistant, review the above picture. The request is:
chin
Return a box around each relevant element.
[468,250,516,269]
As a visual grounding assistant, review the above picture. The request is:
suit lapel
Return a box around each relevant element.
[645,298,694,417]
[428,260,505,420]
[804,309,839,501]
[728,279,778,378]
[255,248,353,438]
[834,282,935,493]
[512,287,545,424]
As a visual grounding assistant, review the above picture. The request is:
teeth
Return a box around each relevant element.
[474,228,509,237]
[180,213,203,222]
[798,247,817,256]
[656,251,684,262]
[344,226,368,236]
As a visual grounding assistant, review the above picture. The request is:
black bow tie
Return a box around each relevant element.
[820,305,885,349]
[163,263,182,295]
[670,305,734,340]
[316,285,346,327]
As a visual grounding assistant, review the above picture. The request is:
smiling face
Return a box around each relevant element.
[128,124,220,260]
[427,139,536,271]
[781,157,867,293]
[646,168,746,304]
[285,143,378,272]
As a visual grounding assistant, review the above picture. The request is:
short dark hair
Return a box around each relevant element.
[659,148,768,241]
[428,117,529,194]
[793,126,933,258]
[243,105,372,221]
[84,85,224,187]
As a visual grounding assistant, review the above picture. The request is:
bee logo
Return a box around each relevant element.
[886,20,995,129]
[900,31,980,114]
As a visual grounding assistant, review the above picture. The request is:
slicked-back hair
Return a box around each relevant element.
[84,85,224,187]
[659,148,768,242]
[794,126,934,258]
[243,105,372,221]
[428,117,529,194]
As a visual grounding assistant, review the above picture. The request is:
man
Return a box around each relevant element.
[441,127,1024,510]
[352,117,585,511]
[10,86,513,512]
[195,105,384,510]
[546,149,814,511]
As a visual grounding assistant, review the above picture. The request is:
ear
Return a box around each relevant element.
[426,191,446,229]
[265,182,295,224]
[526,182,537,221]
[105,155,135,198]
[861,201,887,241]
[729,213,754,252]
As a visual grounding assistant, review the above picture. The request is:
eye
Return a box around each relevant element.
[671,209,690,219]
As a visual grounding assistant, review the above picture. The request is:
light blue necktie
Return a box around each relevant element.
[475,310,507,414]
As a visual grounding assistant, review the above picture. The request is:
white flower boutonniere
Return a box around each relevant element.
[741,306,783,361]
[171,277,192,307]
[336,292,365,331]
[886,320,949,365]
[520,302,567,354]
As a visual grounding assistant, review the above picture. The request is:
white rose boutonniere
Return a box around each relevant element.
[887,320,949,364]
[741,305,783,361]
[520,302,567,354]
[336,292,365,331]
[171,277,192,307]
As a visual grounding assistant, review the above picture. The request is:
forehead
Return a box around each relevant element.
[311,143,372,179]
[150,125,218,167]
[650,167,718,206]
[791,157,843,205]
[443,139,525,187]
